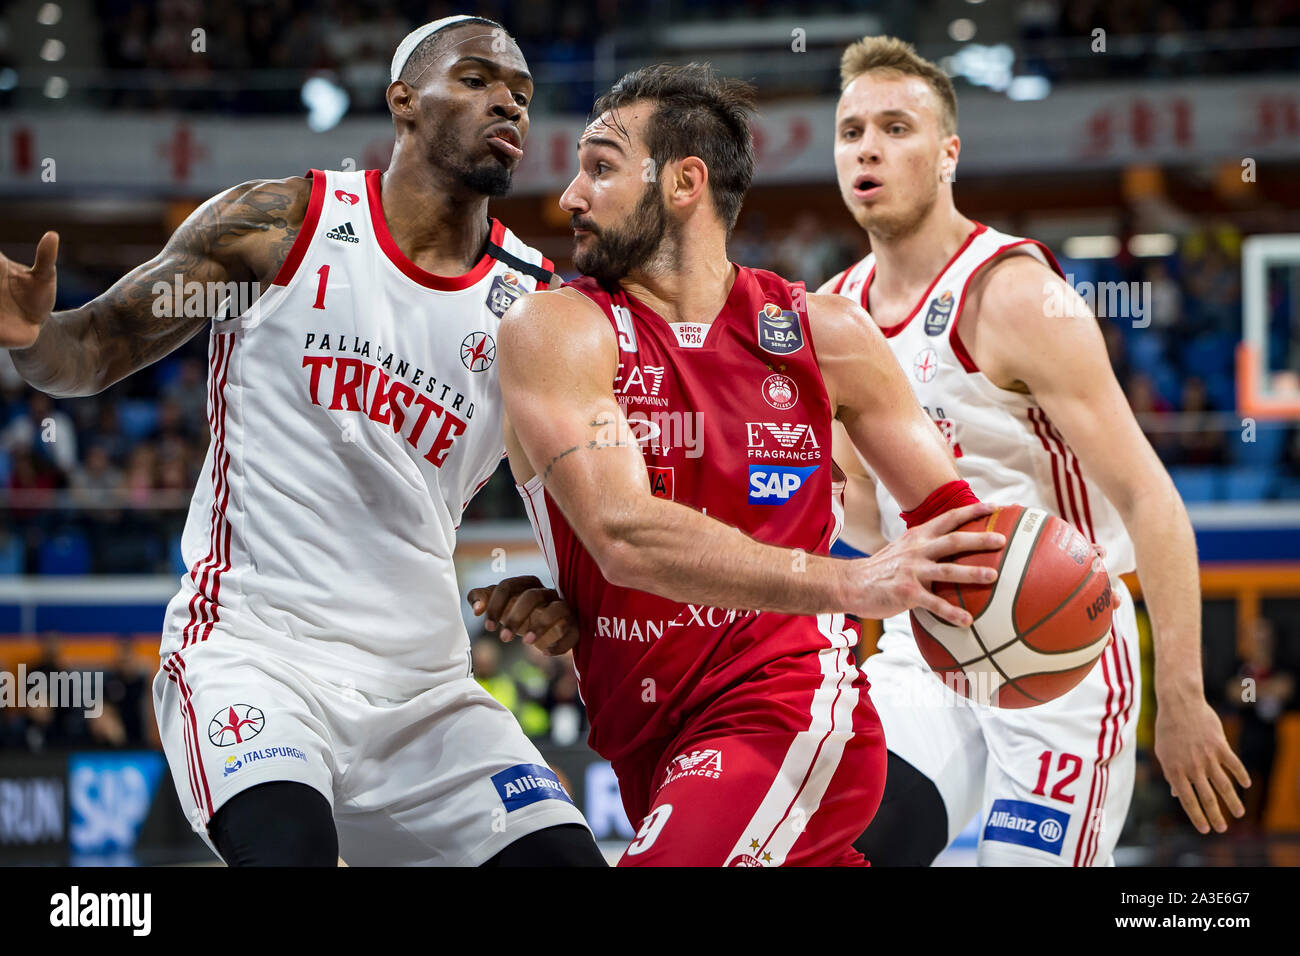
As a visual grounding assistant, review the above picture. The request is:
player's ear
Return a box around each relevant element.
[939,134,961,185]
[386,80,416,121]
[670,156,709,211]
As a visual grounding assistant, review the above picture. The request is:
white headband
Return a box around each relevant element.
[390,15,482,83]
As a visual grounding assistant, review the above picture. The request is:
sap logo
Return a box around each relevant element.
[491,763,575,813]
[68,752,165,856]
[983,798,1069,854]
[748,465,818,504]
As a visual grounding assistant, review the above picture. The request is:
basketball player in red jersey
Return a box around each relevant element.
[491,63,1008,866]
[821,36,1248,865]
[0,17,605,867]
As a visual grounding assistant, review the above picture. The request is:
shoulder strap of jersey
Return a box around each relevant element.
[830,267,849,295]
[564,276,637,354]
[949,224,1067,373]
[270,169,328,287]
[487,225,555,287]
[831,253,876,311]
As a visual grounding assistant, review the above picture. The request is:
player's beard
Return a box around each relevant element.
[572,182,669,286]
[446,152,513,197]
[425,123,514,197]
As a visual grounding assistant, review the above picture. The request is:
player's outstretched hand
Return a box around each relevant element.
[850,501,1005,627]
[1155,696,1250,834]
[0,231,58,349]
[467,575,580,656]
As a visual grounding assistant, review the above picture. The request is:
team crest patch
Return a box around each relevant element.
[923,290,955,335]
[491,763,575,812]
[913,347,939,383]
[485,272,523,317]
[461,331,497,371]
[757,302,804,355]
[208,705,264,747]
[761,372,799,410]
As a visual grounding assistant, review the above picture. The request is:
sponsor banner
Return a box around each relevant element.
[68,751,167,858]
[0,751,201,865]
[0,757,66,861]
[537,746,634,843]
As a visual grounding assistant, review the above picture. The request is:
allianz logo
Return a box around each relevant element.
[988,810,1064,843]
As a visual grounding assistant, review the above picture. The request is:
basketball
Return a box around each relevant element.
[910,505,1114,709]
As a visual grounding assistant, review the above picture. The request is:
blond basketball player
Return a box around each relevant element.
[823,37,1249,866]
[0,17,600,866]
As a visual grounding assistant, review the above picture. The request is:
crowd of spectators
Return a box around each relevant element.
[1023,0,1300,80]
[92,0,614,112]
[7,0,1275,115]
[0,329,209,576]
[471,637,587,748]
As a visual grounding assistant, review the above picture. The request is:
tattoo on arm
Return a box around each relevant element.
[28,177,311,396]
[539,415,634,483]
[542,445,582,482]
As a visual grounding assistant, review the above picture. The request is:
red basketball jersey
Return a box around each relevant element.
[519,266,848,766]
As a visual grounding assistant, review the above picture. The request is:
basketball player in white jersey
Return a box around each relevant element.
[821,36,1249,866]
[0,16,601,866]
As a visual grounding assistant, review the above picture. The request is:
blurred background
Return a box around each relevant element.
[0,0,1299,865]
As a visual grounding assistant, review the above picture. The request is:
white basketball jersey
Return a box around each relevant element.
[160,168,554,698]
[834,221,1136,587]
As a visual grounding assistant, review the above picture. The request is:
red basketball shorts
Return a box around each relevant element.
[612,616,886,867]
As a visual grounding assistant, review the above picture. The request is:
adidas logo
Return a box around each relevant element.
[325,221,359,243]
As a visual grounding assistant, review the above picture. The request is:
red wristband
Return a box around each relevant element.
[900,479,980,529]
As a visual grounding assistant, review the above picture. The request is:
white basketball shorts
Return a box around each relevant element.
[153,637,590,865]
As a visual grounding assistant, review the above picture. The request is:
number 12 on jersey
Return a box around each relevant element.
[1032,750,1082,803]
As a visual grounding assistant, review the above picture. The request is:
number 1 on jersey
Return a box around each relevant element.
[313,264,330,310]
